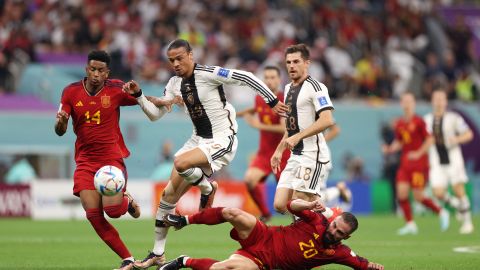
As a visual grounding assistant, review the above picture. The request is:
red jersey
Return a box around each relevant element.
[255,93,285,157]
[394,115,429,169]
[59,79,137,162]
[234,202,369,270]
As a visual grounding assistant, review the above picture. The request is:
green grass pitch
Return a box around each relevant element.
[1,215,479,269]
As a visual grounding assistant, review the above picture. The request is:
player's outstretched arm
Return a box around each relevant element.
[122,80,170,121]
[289,198,325,212]
[407,135,433,160]
[55,110,69,136]
[285,109,335,150]
[236,107,255,118]
[324,123,340,142]
[211,67,288,115]
[382,138,402,154]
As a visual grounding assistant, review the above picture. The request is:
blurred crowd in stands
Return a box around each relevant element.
[0,0,478,101]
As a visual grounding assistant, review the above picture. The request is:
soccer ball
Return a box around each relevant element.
[94,165,125,196]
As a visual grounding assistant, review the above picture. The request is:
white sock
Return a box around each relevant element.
[459,196,472,223]
[178,168,213,194]
[182,256,190,265]
[178,167,204,183]
[152,199,176,255]
[196,177,213,195]
[324,187,340,202]
[444,193,460,209]
[123,256,134,262]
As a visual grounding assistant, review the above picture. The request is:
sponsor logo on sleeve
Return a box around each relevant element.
[218,68,230,78]
[318,96,328,106]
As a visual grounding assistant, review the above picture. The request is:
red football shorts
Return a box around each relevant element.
[73,158,128,197]
[396,166,428,189]
[232,220,272,270]
[250,151,290,182]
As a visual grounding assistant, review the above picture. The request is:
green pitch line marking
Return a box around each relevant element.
[453,246,480,254]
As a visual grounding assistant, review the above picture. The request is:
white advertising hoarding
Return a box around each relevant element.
[31,180,154,220]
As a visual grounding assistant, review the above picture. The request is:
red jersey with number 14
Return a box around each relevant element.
[59,79,137,162]
[394,115,429,170]
[255,93,285,157]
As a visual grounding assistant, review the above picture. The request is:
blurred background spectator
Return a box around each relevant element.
[150,140,174,181]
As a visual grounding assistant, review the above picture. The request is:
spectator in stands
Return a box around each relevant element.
[5,155,37,184]
[150,141,175,182]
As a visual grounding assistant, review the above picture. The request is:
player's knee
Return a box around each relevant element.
[103,205,124,218]
[245,178,256,189]
[274,202,287,214]
[174,157,190,172]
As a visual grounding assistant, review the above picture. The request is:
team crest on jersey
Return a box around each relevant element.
[217,68,230,78]
[318,96,328,106]
[101,96,111,108]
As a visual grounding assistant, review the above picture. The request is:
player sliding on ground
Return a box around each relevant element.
[159,199,384,270]
[123,39,288,268]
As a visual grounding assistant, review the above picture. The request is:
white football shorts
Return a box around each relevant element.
[175,134,238,177]
[277,153,331,195]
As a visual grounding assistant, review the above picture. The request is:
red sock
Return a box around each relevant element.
[421,198,441,214]
[103,196,128,218]
[186,258,218,270]
[398,200,413,222]
[248,183,271,217]
[85,208,131,259]
[188,207,225,225]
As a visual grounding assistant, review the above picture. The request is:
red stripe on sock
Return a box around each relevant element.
[186,258,218,270]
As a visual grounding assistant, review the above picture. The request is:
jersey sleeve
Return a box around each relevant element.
[310,81,334,114]
[333,245,370,270]
[286,201,320,223]
[454,113,470,134]
[210,66,279,108]
[59,87,72,115]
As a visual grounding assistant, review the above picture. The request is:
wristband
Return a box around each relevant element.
[131,89,143,98]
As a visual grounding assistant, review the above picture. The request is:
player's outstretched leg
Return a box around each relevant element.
[164,207,227,229]
[159,255,220,270]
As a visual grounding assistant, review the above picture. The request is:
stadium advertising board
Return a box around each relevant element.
[0,184,30,217]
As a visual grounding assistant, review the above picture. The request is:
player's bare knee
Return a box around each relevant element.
[174,157,190,172]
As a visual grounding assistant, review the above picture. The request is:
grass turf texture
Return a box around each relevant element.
[1,215,479,269]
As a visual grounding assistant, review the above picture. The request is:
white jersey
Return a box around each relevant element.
[424,111,470,167]
[284,76,334,162]
[164,64,279,139]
